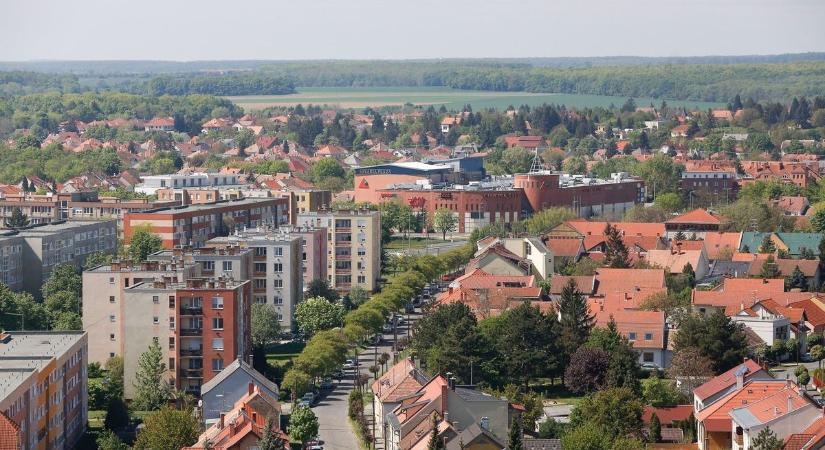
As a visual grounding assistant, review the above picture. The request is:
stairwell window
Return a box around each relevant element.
[212,297,224,309]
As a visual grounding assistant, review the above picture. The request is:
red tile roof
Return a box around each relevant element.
[789,297,825,330]
[566,220,665,237]
[544,238,584,257]
[702,232,742,260]
[549,275,596,295]
[0,411,21,450]
[452,269,535,289]
[645,249,705,275]
[372,358,427,403]
[784,416,825,450]
[697,380,791,432]
[592,268,667,297]
[692,359,763,401]
[665,209,724,225]
[642,405,694,425]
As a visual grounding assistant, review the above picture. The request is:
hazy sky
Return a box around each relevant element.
[2,0,825,61]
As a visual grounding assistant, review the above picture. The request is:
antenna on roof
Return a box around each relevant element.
[529,147,544,173]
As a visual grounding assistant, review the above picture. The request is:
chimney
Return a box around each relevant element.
[736,370,744,390]
[444,411,450,424]
[480,417,490,431]
[440,383,448,413]
[111,261,121,271]
[248,382,255,396]
[788,395,794,414]
[219,413,225,429]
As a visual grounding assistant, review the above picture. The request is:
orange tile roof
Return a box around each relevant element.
[0,411,21,450]
[702,232,742,260]
[789,297,825,329]
[729,383,810,426]
[592,268,667,296]
[643,405,694,425]
[372,358,428,403]
[566,220,665,237]
[785,416,825,450]
[544,238,584,257]
[452,269,535,289]
[697,380,791,431]
[670,240,705,252]
[645,249,705,275]
[665,209,724,225]
[549,275,596,295]
[692,359,763,401]
[594,310,666,348]
[745,258,819,278]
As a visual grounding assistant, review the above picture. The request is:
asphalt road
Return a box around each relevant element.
[313,309,422,450]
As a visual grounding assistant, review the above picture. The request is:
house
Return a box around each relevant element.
[476,237,554,279]
[384,374,520,450]
[441,116,461,133]
[730,299,808,355]
[692,359,771,412]
[728,383,818,450]
[466,243,533,277]
[594,310,670,368]
[543,238,585,268]
[671,124,691,138]
[200,359,280,422]
[782,416,825,450]
[202,118,232,133]
[744,257,821,289]
[646,246,710,281]
[183,384,286,450]
[711,109,734,121]
[702,232,743,260]
[788,297,825,334]
[739,232,823,258]
[643,405,693,443]
[144,117,175,132]
[771,196,810,216]
[692,278,789,316]
[665,209,728,238]
[552,268,667,311]
[372,357,430,444]
[503,135,546,151]
[444,423,506,450]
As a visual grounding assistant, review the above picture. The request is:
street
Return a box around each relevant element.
[313,308,422,450]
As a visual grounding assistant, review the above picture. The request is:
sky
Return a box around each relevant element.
[2,0,825,61]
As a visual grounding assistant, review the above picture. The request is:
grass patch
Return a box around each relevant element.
[384,237,447,249]
[266,341,306,367]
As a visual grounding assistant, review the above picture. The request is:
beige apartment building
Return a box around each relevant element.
[0,331,88,450]
[81,260,197,365]
[296,210,381,292]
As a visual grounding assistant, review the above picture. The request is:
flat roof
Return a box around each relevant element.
[356,161,452,172]
[209,232,301,245]
[128,278,250,291]
[0,220,115,241]
[0,331,86,400]
[130,197,285,216]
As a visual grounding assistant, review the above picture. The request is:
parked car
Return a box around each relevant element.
[320,378,334,390]
[343,359,356,370]
[405,302,415,313]
[298,399,311,408]
[640,363,660,371]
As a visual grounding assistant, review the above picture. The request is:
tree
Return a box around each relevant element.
[133,407,200,450]
[259,416,287,450]
[129,227,162,262]
[559,278,595,369]
[586,320,641,393]
[787,265,808,291]
[811,209,825,233]
[649,412,662,443]
[750,426,784,450]
[564,347,610,394]
[508,416,524,450]
[427,413,445,450]
[673,311,749,374]
[811,344,825,369]
[132,339,170,411]
[251,303,282,349]
[84,251,114,270]
[96,430,128,450]
[759,235,777,254]
[294,297,346,337]
[570,387,644,440]
[603,223,630,268]
[309,158,345,183]
[4,207,29,229]
[490,303,560,388]
[433,208,457,240]
[104,397,130,430]
[42,264,82,299]
[561,422,611,450]
[654,192,682,213]
[538,420,569,439]
[760,256,781,278]
[642,373,686,407]
[305,278,339,302]
[105,355,125,400]
[288,406,319,445]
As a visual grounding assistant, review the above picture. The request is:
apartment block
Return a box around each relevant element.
[0,220,117,298]
[151,246,252,282]
[122,278,251,398]
[135,172,245,195]
[0,190,177,230]
[209,231,304,331]
[296,210,381,292]
[0,331,88,450]
[123,197,289,249]
[81,260,197,365]
[288,189,332,219]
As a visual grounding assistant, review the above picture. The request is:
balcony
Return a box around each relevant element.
[184,387,202,397]
[179,368,203,378]
[179,328,203,336]
[335,268,352,274]
[180,348,203,357]
[335,240,352,247]
[180,306,203,316]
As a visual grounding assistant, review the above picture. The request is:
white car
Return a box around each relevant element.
[343,359,356,370]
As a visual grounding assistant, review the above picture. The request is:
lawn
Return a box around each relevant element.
[384,237,447,250]
[226,86,722,111]
[266,340,306,367]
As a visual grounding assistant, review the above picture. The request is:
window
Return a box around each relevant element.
[109,314,116,322]
[169,358,175,370]
[168,296,175,308]
[202,261,214,271]
[153,316,159,325]
[222,261,233,271]
[273,263,283,273]
[644,333,653,341]
[273,279,283,288]
[169,317,175,329]
[274,247,283,257]
[212,359,224,371]
[254,263,267,273]
[109,296,115,303]
[357,275,366,284]
[274,297,283,305]
[254,247,267,257]
[169,337,175,349]
[643,352,655,363]
[109,334,115,341]
[108,277,114,284]
[212,318,224,330]
[212,338,224,350]
[628,332,637,341]
[152,295,159,304]
[212,297,224,309]
[254,279,267,290]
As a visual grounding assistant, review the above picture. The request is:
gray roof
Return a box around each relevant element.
[445,423,505,450]
[200,359,279,396]
[524,438,562,450]
[454,387,504,403]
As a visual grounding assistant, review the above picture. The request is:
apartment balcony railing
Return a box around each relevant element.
[179,368,203,378]
[180,306,203,316]
[180,348,203,357]
[179,328,203,336]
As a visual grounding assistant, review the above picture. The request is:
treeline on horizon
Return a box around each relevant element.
[2,56,825,102]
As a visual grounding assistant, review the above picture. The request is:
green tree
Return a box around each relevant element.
[309,158,345,182]
[259,416,287,450]
[649,412,662,443]
[104,397,130,430]
[508,417,524,450]
[84,251,114,270]
[105,355,125,400]
[132,339,170,411]
[4,207,29,229]
[492,302,560,388]
[427,413,445,450]
[559,277,595,370]
[538,420,569,439]
[52,311,82,330]
[129,227,162,262]
[133,407,200,450]
[42,264,82,299]
[750,426,784,450]
[288,406,320,445]
[653,192,682,213]
[811,344,825,369]
[586,319,641,392]
[522,207,576,235]
[96,430,128,450]
[251,303,282,349]
[811,209,825,233]
[642,373,686,407]
[674,311,749,374]
[786,265,808,291]
[433,208,457,240]
[759,235,777,254]
[760,255,781,278]
[570,387,644,440]
[561,422,611,450]
[294,297,346,337]
[603,223,630,268]
[305,278,339,302]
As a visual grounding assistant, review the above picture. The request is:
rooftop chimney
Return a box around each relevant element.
[736,370,744,390]
[788,395,794,414]
[248,382,254,396]
[219,413,225,429]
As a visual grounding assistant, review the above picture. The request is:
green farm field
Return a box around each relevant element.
[226,86,723,111]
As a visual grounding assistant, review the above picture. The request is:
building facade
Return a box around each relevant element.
[123,197,289,249]
[0,331,88,450]
[296,210,381,292]
[135,172,245,195]
[514,172,644,219]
